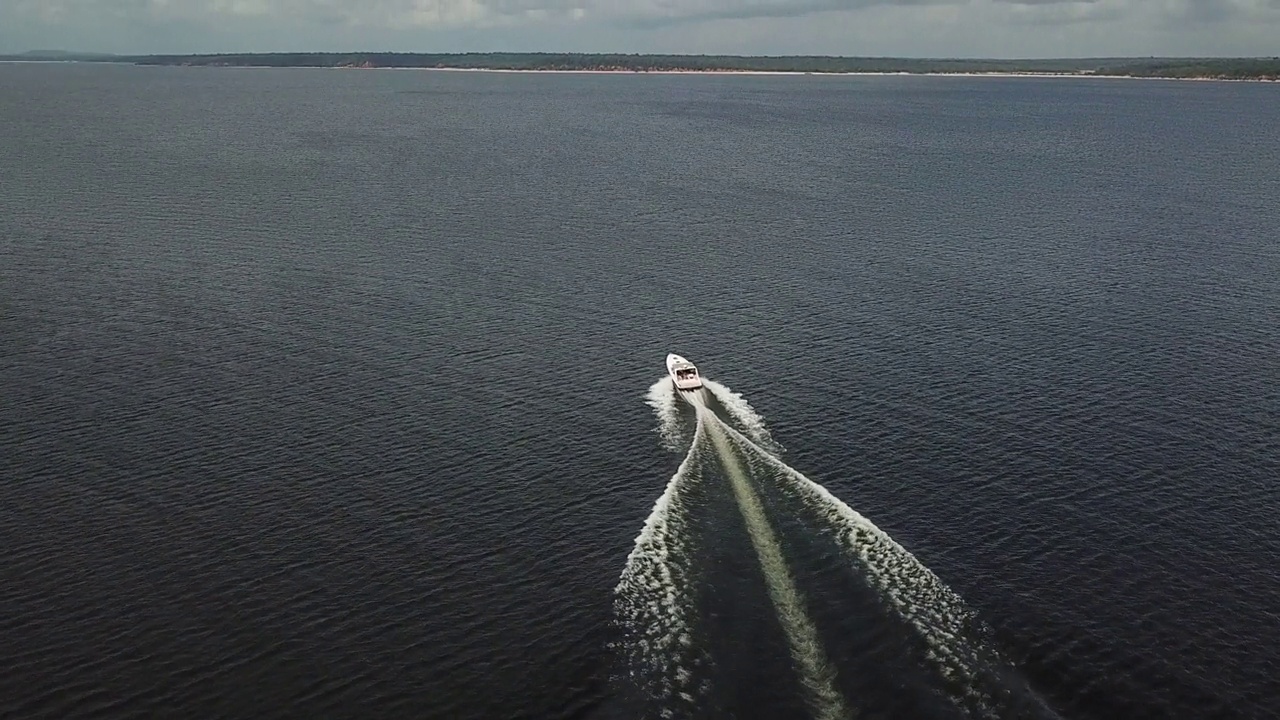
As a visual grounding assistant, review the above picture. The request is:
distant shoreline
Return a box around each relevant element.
[4,62,1276,83]
[408,67,1279,82]
[3,53,1279,81]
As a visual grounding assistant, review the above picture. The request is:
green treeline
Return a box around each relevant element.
[1096,58,1280,79]
[5,52,1280,79]
[126,53,1094,73]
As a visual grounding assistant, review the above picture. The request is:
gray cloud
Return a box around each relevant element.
[993,0,1100,6]
[616,0,964,28]
[2,0,1279,56]
[997,0,1126,25]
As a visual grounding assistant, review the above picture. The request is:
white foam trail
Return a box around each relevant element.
[702,410,854,720]
[713,419,1010,719]
[646,377,687,453]
[702,378,783,455]
[626,376,1053,719]
[615,417,708,715]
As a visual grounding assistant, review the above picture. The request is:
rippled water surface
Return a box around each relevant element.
[2,64,1278,720]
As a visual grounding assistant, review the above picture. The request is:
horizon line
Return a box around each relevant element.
[9,50,1280,62]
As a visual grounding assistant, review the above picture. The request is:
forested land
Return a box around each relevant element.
[5,51,1279,79]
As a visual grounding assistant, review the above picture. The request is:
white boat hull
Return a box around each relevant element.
[666,353,703,390]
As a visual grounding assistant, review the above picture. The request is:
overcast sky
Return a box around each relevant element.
[2,0,1278,57]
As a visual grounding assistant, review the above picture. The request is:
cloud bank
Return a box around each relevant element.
[2,0,1278,56]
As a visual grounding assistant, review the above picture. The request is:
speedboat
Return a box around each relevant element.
[666,353,703,390]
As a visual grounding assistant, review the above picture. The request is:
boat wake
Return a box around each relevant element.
[702,378,783,456]
[700,402,850,720]
[614,406,709,716]
[645,378,693,454]
[616,372,1058,720]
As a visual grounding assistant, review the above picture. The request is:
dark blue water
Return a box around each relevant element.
[1,64,1277,720]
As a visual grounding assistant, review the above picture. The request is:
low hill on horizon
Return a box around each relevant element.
[3,51,1278,79]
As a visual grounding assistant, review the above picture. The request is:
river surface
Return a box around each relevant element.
[1,64,1277,720]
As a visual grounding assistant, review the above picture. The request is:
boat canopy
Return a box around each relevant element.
[667,353,703,390]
